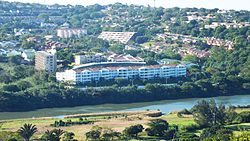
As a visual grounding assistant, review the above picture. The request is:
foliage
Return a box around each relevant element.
[18,124,38,141]
[191,99,227,127]
[123,124,144,138]
[85,126,102,141]
[231,132,250,141]
[0,131,23,141]
[40,129,65,141]
[62,132,78,141]
[146,119,169,137]
[51,119,93,127]
[200,126,233,141]
[233,111,250,124]
[85,126,121,141]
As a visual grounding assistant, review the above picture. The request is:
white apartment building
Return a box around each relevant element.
[57,28,87,38]
[75,54,107,65]
[98,32,136,44]
[56,62,186,84]
[35,51,57,73]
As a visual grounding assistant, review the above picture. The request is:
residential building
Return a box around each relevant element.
[75,54,107,65]
[205,22,249,29]
[205,37,234,50]
[21,49,36,61]
[0,49,7,55]
[35,51,57,73]
[185,47,211,58]
[56,62,186,84]
[57,28,87,38]
[98,32,136,44]
[40,41,67,54]
[0,40,19,48]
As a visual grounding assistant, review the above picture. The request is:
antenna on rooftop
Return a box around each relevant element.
[154,0,156,8]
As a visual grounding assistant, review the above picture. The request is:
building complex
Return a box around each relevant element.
[56,62,187,84]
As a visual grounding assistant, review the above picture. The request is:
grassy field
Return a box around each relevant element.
[1,108,249,141]
[162,112,195,126]
[0,110,195,141]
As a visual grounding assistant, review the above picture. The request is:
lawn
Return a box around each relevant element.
[162,113,195,126]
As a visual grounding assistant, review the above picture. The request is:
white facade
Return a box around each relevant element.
[57,28,87,38]
[56,69,76,82]
[56,63,187,84]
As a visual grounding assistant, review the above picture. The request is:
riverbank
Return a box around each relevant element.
[0,94,250,120]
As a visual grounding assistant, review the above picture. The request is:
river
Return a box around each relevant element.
[0,95,250,120]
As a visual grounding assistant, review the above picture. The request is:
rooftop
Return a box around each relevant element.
[73,63,183,73]
[98,32,136,44]
[73,62,147,70]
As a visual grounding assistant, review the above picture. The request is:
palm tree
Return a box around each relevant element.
[43,130,56,141]
[53,129,65,141]
[41,129,65,141]
[18,123,38,141]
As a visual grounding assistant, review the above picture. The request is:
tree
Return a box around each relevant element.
[9,55,23,65]
[40,130,56,141]
[146,119,169,137]
[18,124,38,141]
[62,132,77,141]
[102,128,121,141]
[21,40,35,49]
[200,126,232,141]
[135,36,149,44]
[123,124,144,138]
[108,43,125,54]
[41,129,65,141]
[85,126,102,140]
[17,80,32,91]
[53,129,65,141]
[182,55,199,63]
[191,99,227,127]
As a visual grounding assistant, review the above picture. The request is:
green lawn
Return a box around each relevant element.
[162,113,195,126]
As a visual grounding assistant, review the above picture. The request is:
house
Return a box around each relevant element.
[0,49,7,55]
[0,41,19,48]
[21,49,36,61]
